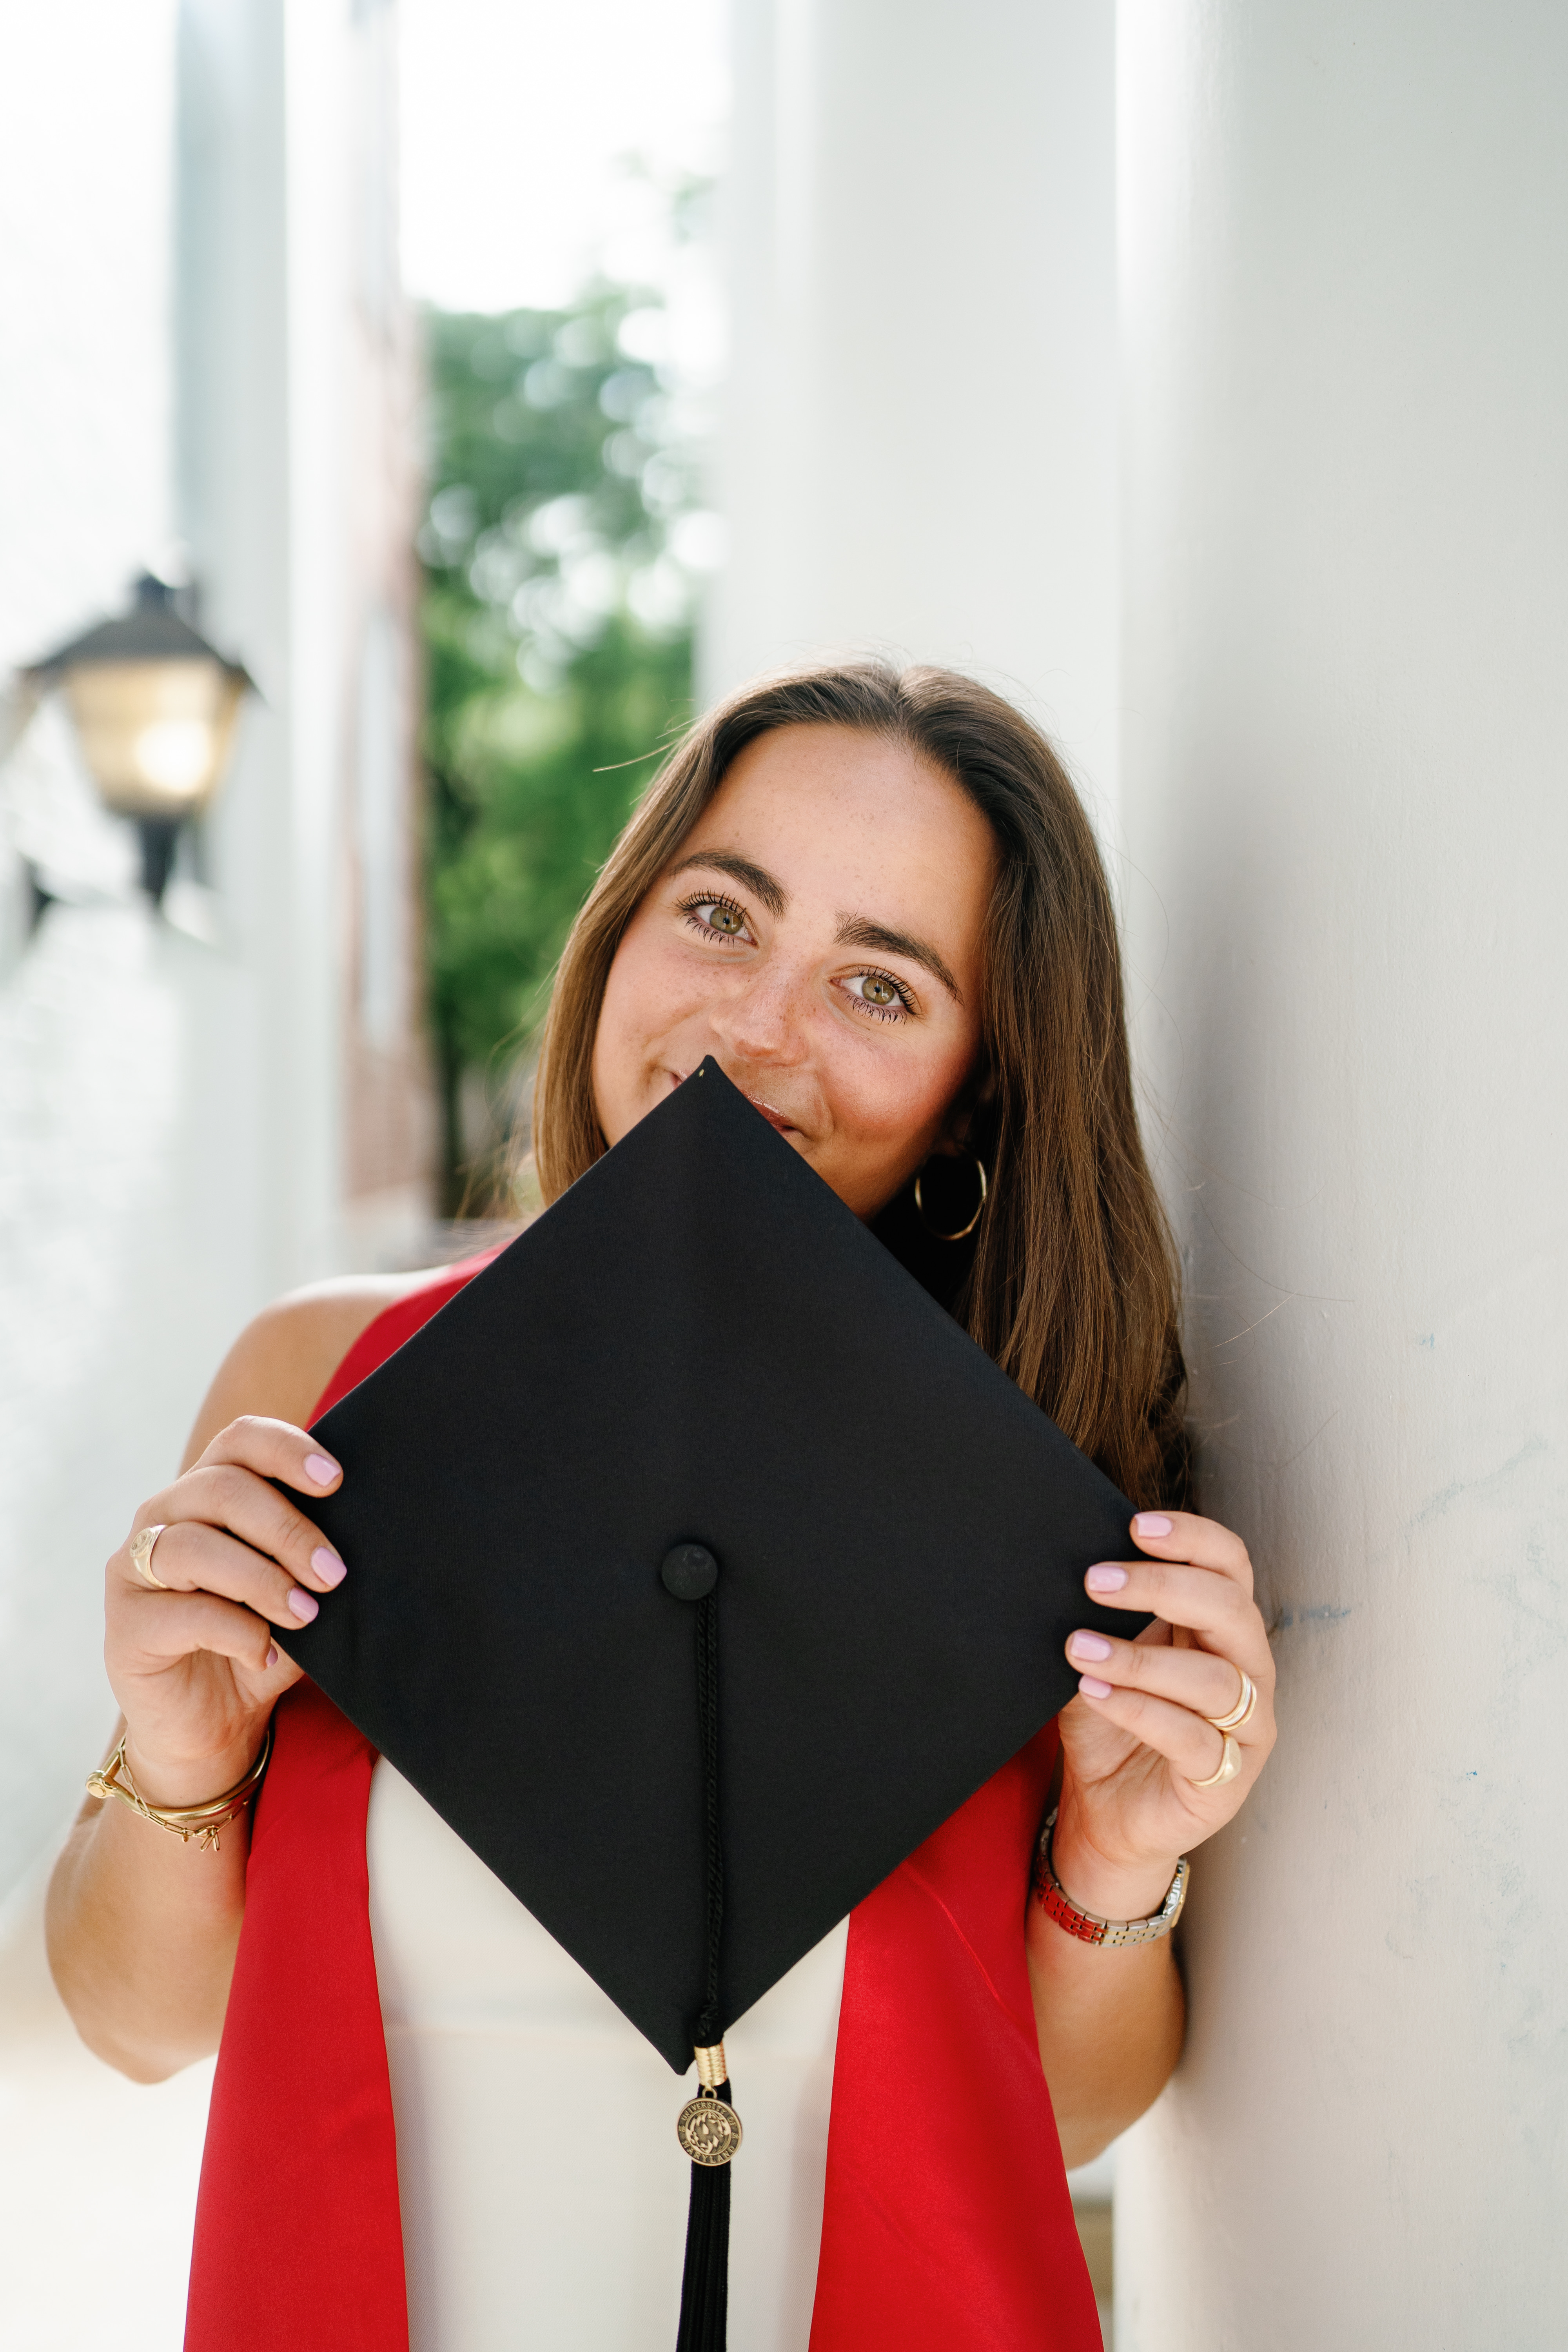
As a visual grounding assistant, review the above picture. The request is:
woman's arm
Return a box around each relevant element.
[45,1279,417,2081]
[1028,1844,1185,2171]
[1031,1510,1277,2165]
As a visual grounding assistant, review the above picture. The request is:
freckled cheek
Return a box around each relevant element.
[821,1033,976,1152]
[603,933,708,1041]
[593,938,680,1129]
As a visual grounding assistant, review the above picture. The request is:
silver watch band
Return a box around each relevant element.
[1032,1806,1189,1948]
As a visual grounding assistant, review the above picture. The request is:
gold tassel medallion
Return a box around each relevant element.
[675,2041,743,2166]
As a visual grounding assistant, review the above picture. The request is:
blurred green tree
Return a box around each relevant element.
[419,284,708,1212]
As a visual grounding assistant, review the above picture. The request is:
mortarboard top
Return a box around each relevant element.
[279,1059,1142,2073]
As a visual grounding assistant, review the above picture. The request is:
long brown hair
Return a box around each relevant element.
[532,661,1185,1507]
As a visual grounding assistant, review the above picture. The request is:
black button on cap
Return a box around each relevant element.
[661,1544,719,1601]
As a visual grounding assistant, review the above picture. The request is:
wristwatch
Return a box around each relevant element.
[1032,1807,1188,1947]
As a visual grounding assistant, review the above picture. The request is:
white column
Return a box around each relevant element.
[1115,4,1568,2343]
[180,0,428,1280]
[178,0,347,1293]
[711,0,1120,808]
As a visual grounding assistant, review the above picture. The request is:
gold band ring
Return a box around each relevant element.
[129,1524,172,1590]
[1205,1668,1258,1736]
[1190,1733,1242,1791]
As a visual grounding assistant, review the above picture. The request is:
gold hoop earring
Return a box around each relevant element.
[913,1146,988,1241]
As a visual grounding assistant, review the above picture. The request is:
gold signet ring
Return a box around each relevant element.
[129,1525,172,1589]
[1191,1732,1242,1790]
[1205,1668,1258,1735]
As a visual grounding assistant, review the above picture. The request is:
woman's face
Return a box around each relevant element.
[592,723,996,1220]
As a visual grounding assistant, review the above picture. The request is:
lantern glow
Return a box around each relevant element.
[24,575,252,902]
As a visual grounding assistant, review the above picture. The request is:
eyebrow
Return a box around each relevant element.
[669,848,962,1004]
[834,913,962,1004]
[669,849,788,918]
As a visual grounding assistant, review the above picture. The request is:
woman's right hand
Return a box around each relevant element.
[105,1416,347,1804]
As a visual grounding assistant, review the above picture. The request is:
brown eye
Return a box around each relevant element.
[842,970,910,1019]
[706,903,745,935]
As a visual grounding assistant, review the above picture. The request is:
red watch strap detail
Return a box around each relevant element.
[1036,1875,1112,1944]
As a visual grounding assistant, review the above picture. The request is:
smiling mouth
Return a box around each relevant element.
[666,1068,798,1134]
[744,1094,797,1133]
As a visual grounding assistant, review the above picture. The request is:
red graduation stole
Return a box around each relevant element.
[185,1267,1101,2352]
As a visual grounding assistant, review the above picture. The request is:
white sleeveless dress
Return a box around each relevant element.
[367,1759,849,2351]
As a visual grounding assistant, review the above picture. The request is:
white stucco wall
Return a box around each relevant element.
[711,0,1120,811]
[1113,4,1568,2342]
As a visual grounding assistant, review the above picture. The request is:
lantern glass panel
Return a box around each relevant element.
[60,657,245,818]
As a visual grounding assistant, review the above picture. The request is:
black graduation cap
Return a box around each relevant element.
[280,1059,1138,2348]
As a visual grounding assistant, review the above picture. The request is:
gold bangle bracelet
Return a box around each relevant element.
[86,1723,272,1853]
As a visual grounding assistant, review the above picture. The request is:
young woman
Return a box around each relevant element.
[47,663,1276,2351]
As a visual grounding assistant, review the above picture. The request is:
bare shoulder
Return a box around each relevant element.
[180,1270,444,1469]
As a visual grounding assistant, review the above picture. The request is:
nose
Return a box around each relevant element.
[706,958,809,1067]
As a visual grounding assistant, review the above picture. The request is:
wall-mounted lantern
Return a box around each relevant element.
[24,574,252,904]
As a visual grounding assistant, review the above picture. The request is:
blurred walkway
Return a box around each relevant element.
[0,1858,211,2349]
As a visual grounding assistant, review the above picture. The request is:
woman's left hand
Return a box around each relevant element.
[1051,1510,1277,1914]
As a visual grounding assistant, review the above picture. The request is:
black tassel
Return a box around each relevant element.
[658,1562,738,2352]
[675,2093,733,2352]
[659,1563,737,2352]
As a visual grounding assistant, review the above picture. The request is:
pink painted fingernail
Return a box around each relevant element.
[1085,1564,1128,1593]
[1134,1512,1173,1538]
[304,1454,341,1488]
[312,1547,347,1586]
[1079,1675,1114,1699]
[287,1588,319,1624]
[266,1645,279,1670]
[1069,1630,1113,1662]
